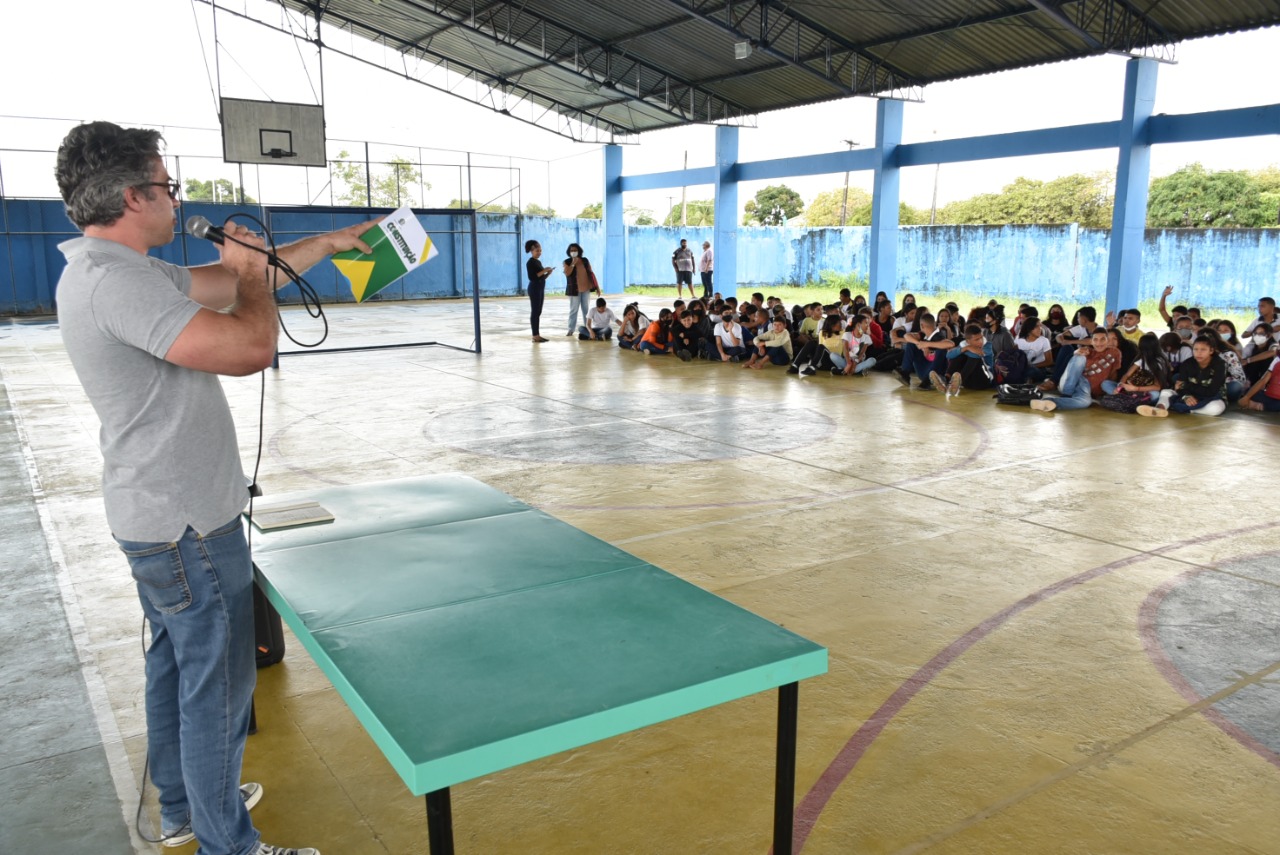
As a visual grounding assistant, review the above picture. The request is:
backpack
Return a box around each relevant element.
[994,383,1044,406]
[993,348,1029,385]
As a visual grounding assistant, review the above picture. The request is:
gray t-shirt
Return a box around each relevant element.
[57,237,247,542]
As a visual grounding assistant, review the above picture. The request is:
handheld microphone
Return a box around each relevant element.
[186,215,280,264]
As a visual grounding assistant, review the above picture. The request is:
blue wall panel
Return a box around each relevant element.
[3,198,1276,315]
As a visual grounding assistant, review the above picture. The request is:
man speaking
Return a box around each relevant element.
[54,121,373,855]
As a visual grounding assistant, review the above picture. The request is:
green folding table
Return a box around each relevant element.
[251,475,827,854]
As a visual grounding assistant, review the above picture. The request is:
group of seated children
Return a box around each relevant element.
[584,287,1280,418]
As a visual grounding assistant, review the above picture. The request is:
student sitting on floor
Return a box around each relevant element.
[579,297,617,341]
[1015,318,1054,384]
[1240,322,1278,385]
[1202,330,1248,401]
[840,315,878,376]
[617,303,649,349]
[638,308,673,355]
[1159,331,1193,370]
[941,324,995,395]
[789,315,845,376]
[1239,352,1280,412]
[986,306,1016,356]
[1137,334,1227,418]
[1097,333,1172,413]
[897,312,955,391]
[710,310,747,362]
[796,302,822,348]
[744,315,794,370]
[670,310,706,362]
[1030,327,1120,413]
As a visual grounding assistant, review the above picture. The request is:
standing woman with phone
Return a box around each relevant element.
[525,240,553,342]
[563,242,596,336]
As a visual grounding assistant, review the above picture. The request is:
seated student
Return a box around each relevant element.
[1158,330,1193,367]
[788,315,844,376]
[1239,352,1280,412]
[890,305,918,347]
[796,302,822,347]
[671,299,686,320]
[986,306,1016,357]
[1171,314,1196,343]
[1030,327,1120,413]
[744,315,794,370]
[1043,304,1070,350]
[837,288,855,318]
[1213,319,1242,356]
[840,315,878,376]
[1202,329,1248,401]
[1138,334,1226,417]
[852,294,868,315]
[1015,318,1054,384]
[941,323,994,395]
[743,306,770,348]
[709,310,747,362]
[1157,285,1187,330]
[579,297,617,340]
[895,293,917,318]
[1107,327,1138,377]
[1107,308,1144,344]
[935,307,962,342]
[1101,332,1172,406]
[1243,296,1280,336]
[751,292,766,309]
[1050,306,1099,384]
[1240,322,1278,385]
[897,312,955,390]
[692,306,714,350]
[617,303,650,349]
[638,308,673,355]
[670,310,706,362]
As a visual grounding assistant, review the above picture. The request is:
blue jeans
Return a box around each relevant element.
[115,519,258,855]
[578,325,611,340]
[639,340,668,354]
[901,343,938,382]
[764,346,790,365]
[1052,354,1095,410]
[567,292,591,333]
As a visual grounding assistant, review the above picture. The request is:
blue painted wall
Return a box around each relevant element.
[2,199,1276,314]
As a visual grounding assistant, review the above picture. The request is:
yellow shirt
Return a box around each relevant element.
[1118,326,1143,344]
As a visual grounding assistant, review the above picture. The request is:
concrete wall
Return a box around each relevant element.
[2,199,1276,314]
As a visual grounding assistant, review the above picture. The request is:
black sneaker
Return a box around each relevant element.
[729,355,740,363]
[895,371,911,387]
[800,366,816,376]
[830,367,843,376]
[786,366,800,375]
[677,349,692,362]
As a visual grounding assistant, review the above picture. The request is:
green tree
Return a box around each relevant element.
[843,200,929,226]
[183,178,255,204]
[577,202,603,219]
[626,205,658,226]
[447,199,518,213]
[663,200,714,226]
[330,151,428,207]
[742,184,804,226]
[936,173,1113,227]
[1253,166,1280,226]
[523,202,556,217]
[1147,163,1271,228]
[804,186,872,226]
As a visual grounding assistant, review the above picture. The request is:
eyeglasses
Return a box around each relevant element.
[139,180,181,200]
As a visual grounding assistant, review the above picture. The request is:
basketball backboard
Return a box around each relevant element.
[221,97,326,167]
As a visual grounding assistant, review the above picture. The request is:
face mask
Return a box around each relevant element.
[1177,328,1192,339]
[1217,330,1228,341]
[570,251,579,258]
[1253,334,1269,346]
[1121,324,1137,333]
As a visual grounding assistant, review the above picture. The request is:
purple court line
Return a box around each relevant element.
[1137,559,1280,770]
[544,399,991,512]
[778,519,1280,855]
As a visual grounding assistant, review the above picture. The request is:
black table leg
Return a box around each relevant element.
[426,787,455,855]
[774,682,799,855]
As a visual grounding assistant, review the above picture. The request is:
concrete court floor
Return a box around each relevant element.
[2,294,1279,855]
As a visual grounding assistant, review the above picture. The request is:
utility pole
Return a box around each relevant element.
[680,150,688,226]
[929,130,939,226]
[839,139,858,227]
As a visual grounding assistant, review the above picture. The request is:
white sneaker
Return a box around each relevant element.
[162,783,264,847]
[1136,405,1168,418]
[256,846,320,855]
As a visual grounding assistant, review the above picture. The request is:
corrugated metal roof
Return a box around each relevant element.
[277,0,1280,140]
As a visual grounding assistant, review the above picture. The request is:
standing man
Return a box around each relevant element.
[54,121,376,855]
[698,240,714,300]
[672,238,695,300]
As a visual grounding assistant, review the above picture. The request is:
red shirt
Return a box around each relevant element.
[1082,346,1121,396]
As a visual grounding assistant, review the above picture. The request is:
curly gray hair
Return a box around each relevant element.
[55,122,164,229]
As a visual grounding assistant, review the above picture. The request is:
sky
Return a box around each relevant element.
[1,1,1277,221]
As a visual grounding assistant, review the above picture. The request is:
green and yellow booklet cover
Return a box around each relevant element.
[331,206,439,302]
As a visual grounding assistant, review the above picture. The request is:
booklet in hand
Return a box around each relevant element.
[331,205,439,302]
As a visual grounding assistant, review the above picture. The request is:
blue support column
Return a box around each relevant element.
[603,144,625,295]
[712,125,739,301]
[870,99,903,306]
[1106,58,1158,316]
